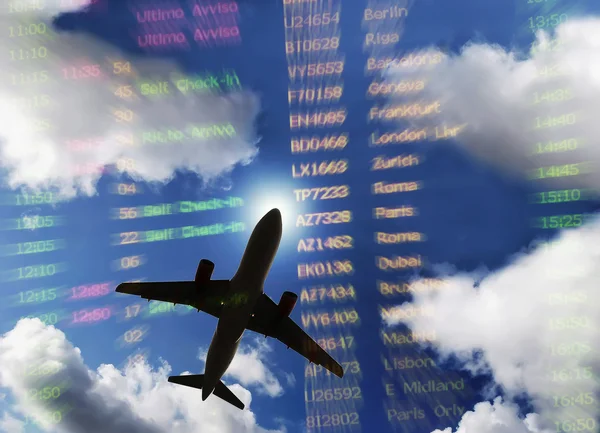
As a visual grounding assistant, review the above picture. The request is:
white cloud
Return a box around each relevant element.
[382,216,600,432]
[384,17,600,190]
[198,338,285,398]
[431,398,551,433]
[0,318,285,433]
[0,412,25,433]
[0,0,260,199]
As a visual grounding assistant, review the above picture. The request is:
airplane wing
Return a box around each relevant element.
[245,294,344,378]
[115,280,230,318]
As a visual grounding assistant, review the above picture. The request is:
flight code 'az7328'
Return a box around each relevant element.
[296,211,352,227]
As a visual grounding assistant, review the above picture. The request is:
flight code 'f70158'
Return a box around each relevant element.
[288,86,343,104]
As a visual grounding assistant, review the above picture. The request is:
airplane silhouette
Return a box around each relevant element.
[116,208,344,410]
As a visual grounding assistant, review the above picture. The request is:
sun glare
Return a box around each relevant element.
[247,189,298,238]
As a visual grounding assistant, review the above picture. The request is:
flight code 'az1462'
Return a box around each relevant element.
[297,235,353,252]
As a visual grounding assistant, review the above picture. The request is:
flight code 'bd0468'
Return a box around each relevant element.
[291,135,348,153]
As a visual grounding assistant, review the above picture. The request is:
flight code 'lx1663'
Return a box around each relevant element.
[292,160,348,177]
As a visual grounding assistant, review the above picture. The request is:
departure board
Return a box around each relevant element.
[0,0,599,433]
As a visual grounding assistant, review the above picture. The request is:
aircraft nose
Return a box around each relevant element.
[261,208,282,229]
[266,208,281,221]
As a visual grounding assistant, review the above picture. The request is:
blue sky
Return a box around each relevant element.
[1,0,600,432]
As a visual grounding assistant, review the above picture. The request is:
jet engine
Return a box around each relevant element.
[278,291,298,317]
[195,259,214,285]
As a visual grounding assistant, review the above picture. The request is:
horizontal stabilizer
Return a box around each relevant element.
[168,375,245,410]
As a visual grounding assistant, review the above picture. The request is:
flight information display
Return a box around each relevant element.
[0,0,598,432]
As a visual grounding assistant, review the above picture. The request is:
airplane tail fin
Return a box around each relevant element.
[168,375,245,410]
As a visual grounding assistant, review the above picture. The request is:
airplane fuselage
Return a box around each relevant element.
[201,208,283,401]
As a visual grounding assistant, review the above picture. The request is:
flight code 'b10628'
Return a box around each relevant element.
[286,37,340,54]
